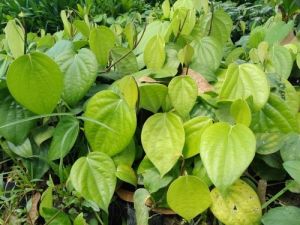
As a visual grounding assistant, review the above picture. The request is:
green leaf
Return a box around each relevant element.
[264,21,294,45]
[256,133,285,155]
[177,44,194,66]
[69,152,116,212]
[74,20,90,38]
[0,95,35,145]
[123,22,136,50]
[112,139,136,166]
[4,20,24,59]
[283,161,300,184]
[7,52,63,114]
[134,189,150,225]
[116,164,137,186]
[183,116,213,158]
[219,63,270,110]
[162,0,171,18]
[210,179,262,225]
[143,168,173,193]
[230,99,251,127]
[144,35,166,70]
[89,26,116,67]
[74,213,87,225]
[200,122,256,191]
[280,133,300,161]
[191,36,223,72]
[141,112,185,176]
[7,138,32,158]
[111,76,138,109]
[139,83,168,113]
[262,206,300,225]
[168,76,198,118]
[251,94,299,133]
[167,175,211,221]
[266,45,293,79]
[61,10,72,37]
[297,54,300,69]
[284,80,299,115]
[49,42,98,106]
[111,47,138,75]
[84,90,136,156]
[39,187,53,218]
[43,208,71,225]
[210,10,233,44]
[48,116,79,161]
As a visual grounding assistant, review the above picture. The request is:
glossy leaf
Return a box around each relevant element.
[139,83,168,113]
[220,63,269,110]
[251,94,299,133]
[48,42,98,106]
[200,122,256,191]
[69,152,116,212]
[230,99,251,127]
[0,95,35,145]
[7,52,63,114]
[48,116,79,161]
[141,112,185,176]
[183,116,213,158]
[210,179,262,225]
[84,90,136,156]
[168,76,198,118]
[112,139,136,166]
[144,35,165,70]
[167,175,211,221]
[116,164,137,186]
[262,206,300,225]
[89,26,116,67]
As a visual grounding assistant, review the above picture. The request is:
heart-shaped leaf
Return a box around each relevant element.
[144,35,166,70]
[69,152,116,212]
[220,63,269,110]
[84,90,136,156]
[168,76,198,118]
[210,179,262,225]
[7,52,63,114]
[262,206,300,225]
[141,112,184,176]
[167,175,211,221]
[200,122,256,191]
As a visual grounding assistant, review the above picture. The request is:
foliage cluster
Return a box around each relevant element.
[0,0,300,224]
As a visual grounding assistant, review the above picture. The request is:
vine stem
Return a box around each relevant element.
[262,182,293,209]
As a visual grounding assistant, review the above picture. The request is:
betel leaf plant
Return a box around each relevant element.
[0,0,300,224]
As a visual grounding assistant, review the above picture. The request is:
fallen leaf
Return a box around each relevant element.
[182,68,213,94]
[27,192,41,225]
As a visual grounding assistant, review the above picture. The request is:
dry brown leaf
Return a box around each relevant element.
[27,192,41,225]
[182,68,213,94]
[137,76,159,84]
[281,31,296,45]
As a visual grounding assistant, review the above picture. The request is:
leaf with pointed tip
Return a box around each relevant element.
[116,164,137,186]
[69,152,116,212]
[144,35,165,70]
[200,122,256,191]
[4,20,24,59]
[141,112,184,176]
[84,90,136,156]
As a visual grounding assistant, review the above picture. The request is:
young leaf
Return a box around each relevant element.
[89,26,116,67]
[0,95,35,145]
[123,22,136,49]
[134,189,150,225]
[200,122,256,192]
[280,133,300,161]
[168,76,198,118]
[262,206,300,225]
[183,116,213,158]
[7,52,63,114]
[144,35,166,70]
[4,20,24,59]
[220,63,269,110]
[48,116,79,161]
[177,45,194,66]
[141,112,185,176]
[167,175,211,221]
[84,90,136,156]
[210,10,233,44]
[69,152,116,212]
[112,139,136,166]
[139,83,168,113]
[162,0,170,18]
[210,180,262,225]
